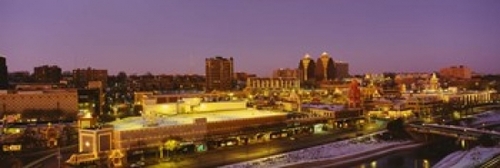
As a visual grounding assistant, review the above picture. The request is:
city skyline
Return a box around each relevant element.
[1,1,500,76]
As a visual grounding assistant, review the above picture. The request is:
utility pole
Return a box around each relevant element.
[57,146,61,168]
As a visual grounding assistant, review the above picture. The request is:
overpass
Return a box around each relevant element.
[406,123,500,142]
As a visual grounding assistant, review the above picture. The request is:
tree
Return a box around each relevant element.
[43,109,63,121]
[386,118,409,139]
[477,134,497,147]
[63,112,78,121]
[61,125,78,145]
[22,109,41,121]
[162,137,181,160]
[99,113,116,123]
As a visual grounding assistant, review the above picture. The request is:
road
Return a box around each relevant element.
[149,121,386,168]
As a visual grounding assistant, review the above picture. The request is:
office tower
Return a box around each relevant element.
[315,52,335,81]
[334,61,349,80]
[298,54,315,82]
[205,56,234,91]
[0,56,8,89]
[34,65,62,83]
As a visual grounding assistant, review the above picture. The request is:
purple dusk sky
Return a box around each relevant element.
[1,0,499,76]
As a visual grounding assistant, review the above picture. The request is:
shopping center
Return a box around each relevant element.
[66,92,364,167]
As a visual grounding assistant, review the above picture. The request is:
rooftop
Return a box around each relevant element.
[109,108,286,131]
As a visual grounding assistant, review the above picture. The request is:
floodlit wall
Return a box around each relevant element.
[193,101,247,112]
[143,103,178,115]
[114,122,207,150]
[143,101,247,115]
[368,110,413,118]
[206,115,287,135]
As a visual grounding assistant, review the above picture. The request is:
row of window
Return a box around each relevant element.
[0,95,77,100]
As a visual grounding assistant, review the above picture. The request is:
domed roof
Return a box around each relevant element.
[304,53,311,59]
[321,51,329,56]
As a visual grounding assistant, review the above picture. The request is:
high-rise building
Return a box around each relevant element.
[315,52,335,81]
[34,65,62,83]
[298,54,315,82]
[0,56,8,89]
[78,88,102,117]
[439,65,472,80]
[73,68,108,89]
[205,56,234,91]
[334,61,349,79]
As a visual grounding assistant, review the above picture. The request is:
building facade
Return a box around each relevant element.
[0,90,78,115]
[0,56,8,89]
[334,61,349,80]
[246,77,300,91]
[439,65,472,80]
[298,54,315,82]
[298,52,350,83]
[315,52,335,81]
[73,68,108,89]
[34,65,62,83]
[8,71,32,84]
[205,57,234,91]
[273,68,302,80]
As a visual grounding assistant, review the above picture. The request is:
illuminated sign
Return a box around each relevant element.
[2,145,22,152]
[196,144,207,152]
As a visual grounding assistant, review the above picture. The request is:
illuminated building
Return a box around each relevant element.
[78,89,101,118]
[315,52,335,81]
[68,101,290,166]
[405,94,442,116]
[429,73,439,91]
[246,77,300,91]
[0,56,8,89]
[205,57,234,91]
[72,81,105,127]
[299,52,350,82]
[439,65,472,80]
[298,54,315,82]
[139,93,248,115]
[402,90,493,116]
[73,68,108,89]
[34,65,62,83]
[273,68,302,80]
[348,80,361,108]
[67,91,367,166]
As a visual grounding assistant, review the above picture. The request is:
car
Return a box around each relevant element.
[130,163,141,168]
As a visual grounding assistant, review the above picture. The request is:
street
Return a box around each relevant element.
[149,120,385,168]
